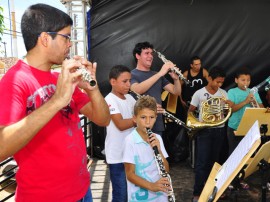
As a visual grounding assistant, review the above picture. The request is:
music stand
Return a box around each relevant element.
[199,121,261,202]
[235,108,270,136]
[243,141,270,202]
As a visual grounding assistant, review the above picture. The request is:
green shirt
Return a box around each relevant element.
[228,87,262,130]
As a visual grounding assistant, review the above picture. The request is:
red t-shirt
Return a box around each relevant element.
[0,60,91,202]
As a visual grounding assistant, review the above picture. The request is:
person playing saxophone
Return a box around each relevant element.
[123,95,172,202]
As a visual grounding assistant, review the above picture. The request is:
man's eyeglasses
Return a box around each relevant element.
[46,32,71,42]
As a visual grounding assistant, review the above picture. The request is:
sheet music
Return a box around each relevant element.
[215,120,260,190]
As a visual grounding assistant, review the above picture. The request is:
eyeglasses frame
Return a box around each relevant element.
[46,32,72,42]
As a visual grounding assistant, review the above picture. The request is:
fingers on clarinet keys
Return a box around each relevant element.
[164,184,172,193]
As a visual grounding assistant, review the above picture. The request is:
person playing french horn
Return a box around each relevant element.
[188,67,233,202]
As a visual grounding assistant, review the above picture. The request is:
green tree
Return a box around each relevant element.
[0,6,4,41]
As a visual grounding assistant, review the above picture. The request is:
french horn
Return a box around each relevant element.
[187,97,232,138]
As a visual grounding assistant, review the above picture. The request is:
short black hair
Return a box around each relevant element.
[21,4,73,51]
[208,66,226,80]
[109,65,131,80]
[133,42,154,63]
[235,67,251,79]
[190,56,201,64]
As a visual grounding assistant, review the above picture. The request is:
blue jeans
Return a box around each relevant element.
[109,163,127,202]
[193,127,226,196]
[77,188,93,202]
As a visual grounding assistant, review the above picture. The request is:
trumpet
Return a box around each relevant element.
[153,49,190,85]
[244,85,258,108]
[246,76,270,107]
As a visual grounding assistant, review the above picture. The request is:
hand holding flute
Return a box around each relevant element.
[58,56,97,88]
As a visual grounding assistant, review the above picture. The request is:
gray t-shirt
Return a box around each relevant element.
[190,87,228,127]
[131,68,170,132]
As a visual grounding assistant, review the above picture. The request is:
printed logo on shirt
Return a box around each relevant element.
[190,79,203,87]
[130,155,163,201]
[204,92,211,100]
[61,104,73,119]
[26,84,56,114]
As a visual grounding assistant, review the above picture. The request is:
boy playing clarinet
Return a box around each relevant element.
[122,95,172,202]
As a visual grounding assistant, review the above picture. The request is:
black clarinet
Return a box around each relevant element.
[129,90,191,131]
[153,49,190,85]
[146,128,175,202]
[163,111,192,132]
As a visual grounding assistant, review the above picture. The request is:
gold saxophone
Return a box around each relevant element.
[187,96,232,138]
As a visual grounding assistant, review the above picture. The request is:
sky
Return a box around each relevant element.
[0,0,67,58]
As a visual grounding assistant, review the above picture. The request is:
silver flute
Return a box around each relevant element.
[153,49,190,85]
[53,64,96,87]
[62,56,97,87]
[129,90,191,130]
[78,67,97,87]
[146,128,175,202]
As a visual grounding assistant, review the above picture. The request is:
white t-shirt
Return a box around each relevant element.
[190,87,228,127]
[122,129,169,202]
[105,93,136,164]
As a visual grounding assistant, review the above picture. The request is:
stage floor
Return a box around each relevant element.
[1,157,270,201]
[90,157,270,202]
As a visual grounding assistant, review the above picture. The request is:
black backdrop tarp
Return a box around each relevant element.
[89,0,270,97]
[88,0,270,158]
